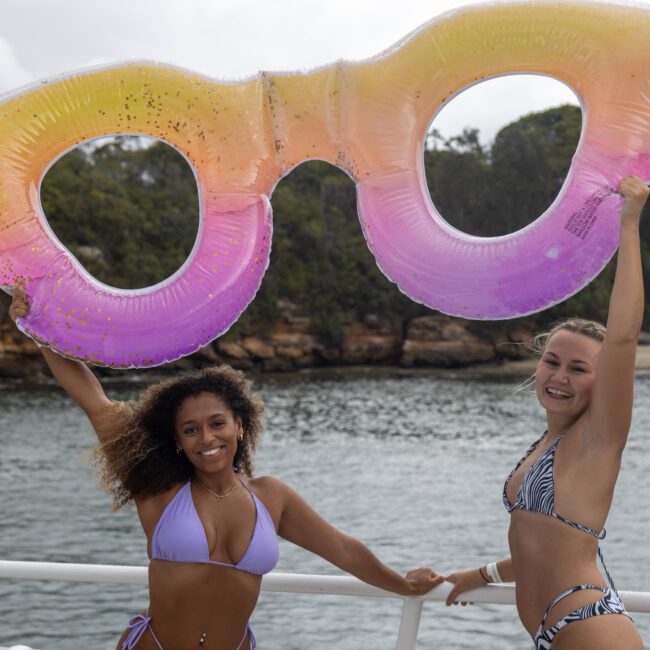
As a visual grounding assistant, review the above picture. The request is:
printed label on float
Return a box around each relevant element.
[565,185,615,240]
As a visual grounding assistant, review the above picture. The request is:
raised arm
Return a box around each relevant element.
[9,286,114,439]
[588,176,649,450]
[270,477,443,596]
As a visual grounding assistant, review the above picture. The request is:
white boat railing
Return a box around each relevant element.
[2,560,650,649]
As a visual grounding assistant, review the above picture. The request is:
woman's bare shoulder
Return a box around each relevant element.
[246,475,289,508]
[247,474,285,494]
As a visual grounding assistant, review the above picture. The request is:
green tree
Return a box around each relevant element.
[41,137,198,289]
[488,104,581,237]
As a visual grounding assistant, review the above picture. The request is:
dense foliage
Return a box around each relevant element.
[41,139,198,289]
[41,105,650,340]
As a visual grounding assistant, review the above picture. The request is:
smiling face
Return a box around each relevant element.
[174,392,243,474]
[535,328,602,420]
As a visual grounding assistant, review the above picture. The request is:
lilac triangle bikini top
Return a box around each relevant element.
[151,480,279,575]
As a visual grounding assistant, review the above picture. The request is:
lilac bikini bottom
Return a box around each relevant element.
[121,613,255,649]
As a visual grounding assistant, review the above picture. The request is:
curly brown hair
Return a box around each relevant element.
[92,365,265,510]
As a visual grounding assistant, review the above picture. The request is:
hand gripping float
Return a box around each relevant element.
[1,1,649,367]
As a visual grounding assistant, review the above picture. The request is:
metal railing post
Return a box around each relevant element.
[395,598,424,650]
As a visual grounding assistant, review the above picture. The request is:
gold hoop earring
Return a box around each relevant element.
[237,435,243,442]
[176,448,182,455]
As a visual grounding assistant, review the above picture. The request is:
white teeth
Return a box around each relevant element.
[200,447,223,456]
[547,388,571,398]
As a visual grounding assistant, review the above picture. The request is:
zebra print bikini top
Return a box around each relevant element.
[503,432,606,540]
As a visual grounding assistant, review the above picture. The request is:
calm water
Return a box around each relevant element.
[1,372,649,649]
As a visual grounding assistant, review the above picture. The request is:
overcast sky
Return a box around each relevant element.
[0,0,645,145]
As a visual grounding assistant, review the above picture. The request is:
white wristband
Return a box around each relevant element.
[486,562,503,584]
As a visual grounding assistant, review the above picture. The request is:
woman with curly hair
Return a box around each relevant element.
[9,290,443,649]
[444,176,648,649]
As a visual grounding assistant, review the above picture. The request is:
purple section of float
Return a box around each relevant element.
[17,199,272,367]
[354,150,650,319]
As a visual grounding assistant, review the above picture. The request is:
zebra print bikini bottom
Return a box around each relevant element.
[533,584,630,649]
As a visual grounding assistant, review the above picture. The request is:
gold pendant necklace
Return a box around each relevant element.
[196,476,239,501]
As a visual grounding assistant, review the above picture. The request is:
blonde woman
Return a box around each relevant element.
[445,176,648,649]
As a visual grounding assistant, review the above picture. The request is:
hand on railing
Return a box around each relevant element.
[444,568,487,606]
[404,567,445,596]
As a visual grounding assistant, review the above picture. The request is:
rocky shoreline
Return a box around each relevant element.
[211,311,528,372]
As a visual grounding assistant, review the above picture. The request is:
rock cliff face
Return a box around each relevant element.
[0,293,532,377]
